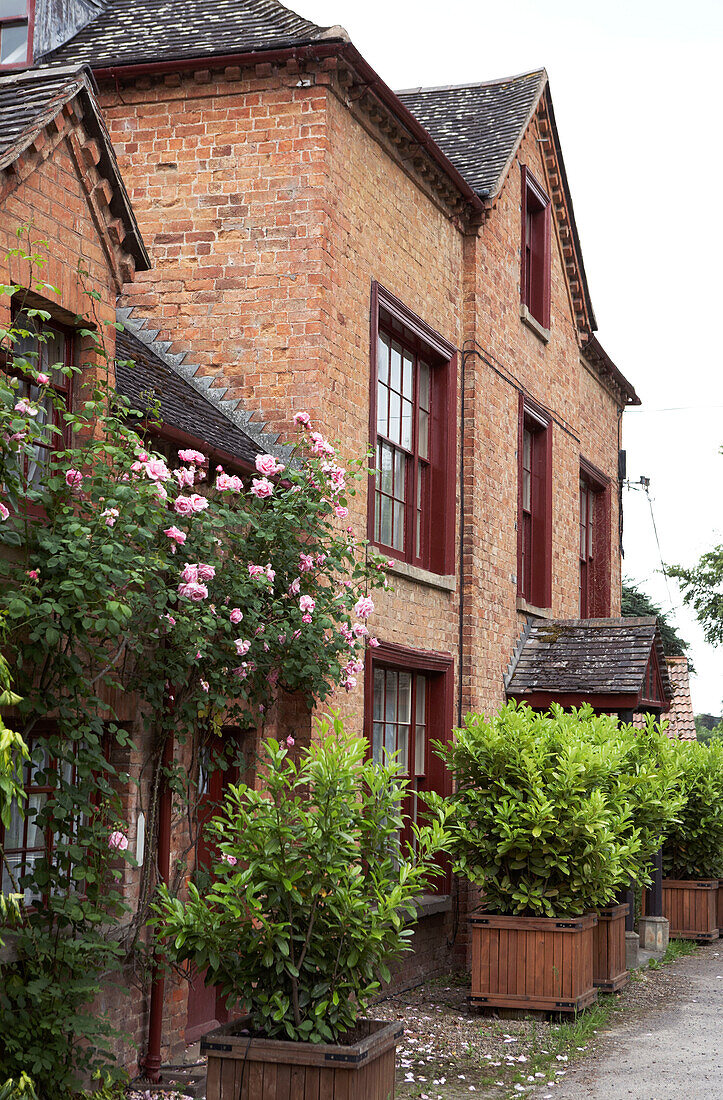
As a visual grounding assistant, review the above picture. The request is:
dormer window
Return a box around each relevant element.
[0,1,31,68]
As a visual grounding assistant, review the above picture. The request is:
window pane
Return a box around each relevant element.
[379,441,393,495]
[401,398,413,449]
[0,1,27,17]
[398,672,412,722]
[384,671,397,722]
[376,380,388,435]
[418,407,429,460]
[415,727,426,776]
[384,724,396,757]
[372,722,384,764]
[419,362,431,411]
[377,332,390,384]
[0,21,28,64]
[3,798,25,849]
[522,467,531,512]
[388,390,401,444]
[397,725,409,774]
[416,676,426,723]
[374,490,380,542]
[393,449,405,500]
[392,500,405,550]
[402,353,413,399]
[41,328,66,374]
[390,341,402,393]
[373,668,385,721]
[379,492,392,546]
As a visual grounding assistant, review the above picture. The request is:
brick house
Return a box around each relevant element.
[1,0,671,1081]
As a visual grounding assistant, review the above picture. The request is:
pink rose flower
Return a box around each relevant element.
[265,564,275,582]
[180,563,199,583]
[235,639,251,656]
[368,637,380,648]
[101,507,119,527]
[0,503,10,521]
[334,505,349,519]
[151,483,168,502]
[197,562,216,581]
[229,608,243,624]
[292,629,301,641]
[248,564,265,577]
[26,569,39,581]
[221,853,238,866]
[178,581,209,601]
[36,372,50,386]
[216,472,243,492]
[286,735,295,747]
[301,612,312,624]
[343,676,357,693]
[164,526,187,546]
[108,830,129,852]
[299,595,315,614]
[178,448,206,464]
[299,553,314,573]
[174,466,195,488]
[288,578,301,596]
[353,623,369,638]
[316,553,327,567]
[164,614,176,626]
[255,625,265,636]
[65,469,83,491]
[144,457,171,482]
[354,595,374,620]
[255,453,285,477]
[189,494,208,513]
[293,411,311,427]
[174,495,194,515]
[14,398,38,417]
[250,476,274,499]
[200,680,209,693]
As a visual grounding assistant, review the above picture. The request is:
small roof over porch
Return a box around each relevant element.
[505,616,672,714]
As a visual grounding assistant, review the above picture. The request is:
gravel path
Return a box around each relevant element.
[550,948,723,1100]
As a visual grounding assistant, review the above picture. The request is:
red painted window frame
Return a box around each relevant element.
[521,165,551,330]
[0,0,34,70]
[368,281,457,575]
[363,640,454,894]
[517,395,552,608]
[579,457,612,618]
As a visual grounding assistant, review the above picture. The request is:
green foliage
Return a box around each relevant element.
[695,714,723,744]
[0,231,388,1087]
[621,579,692,668]
[153,716,450,1043]
[0,1074,39,1100]
[435,704,683,918]
[663,739,723,879]
[668,506,723,647]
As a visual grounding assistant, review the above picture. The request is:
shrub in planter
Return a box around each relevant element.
[153,716,449,1097]
[661,739,723,940]
[435,704,659,1011]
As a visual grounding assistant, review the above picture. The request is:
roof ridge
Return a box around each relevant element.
[395,68,546,97]
[117,308,292,462]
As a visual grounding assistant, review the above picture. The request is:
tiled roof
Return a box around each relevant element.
[115,311,291,467]
[45,0,332,69]
[663,657,697,741]
[506,617,672,703]
[396,70,546,198]
[0,65,149,270]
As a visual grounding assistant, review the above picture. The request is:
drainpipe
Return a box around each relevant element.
[142,693,175,1082]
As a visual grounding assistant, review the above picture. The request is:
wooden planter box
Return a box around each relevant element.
[201,1017,401,1100]
[718,883,723,932]
[662,879,720,941]
[469,912,597,1013]
[593,903,630,993]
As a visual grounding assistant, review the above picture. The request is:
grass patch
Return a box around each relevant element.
[647,938,699,969]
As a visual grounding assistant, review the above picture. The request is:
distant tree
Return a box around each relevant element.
[695,715,723,744]
[621,579,694,670]
[669,533,723,648]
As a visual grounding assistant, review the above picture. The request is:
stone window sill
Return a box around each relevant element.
[516,596,555,620]
[403,894,453,925]
[520,304,550,344]
[381,554,456,593]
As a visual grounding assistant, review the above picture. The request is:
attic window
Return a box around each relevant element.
[521,165,551,331]
[0,0,30,68]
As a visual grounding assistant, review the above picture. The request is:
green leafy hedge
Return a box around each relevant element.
[663,739,723,879]
[436,704,683,917]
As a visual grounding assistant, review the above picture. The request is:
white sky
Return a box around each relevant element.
[299,0,723,715]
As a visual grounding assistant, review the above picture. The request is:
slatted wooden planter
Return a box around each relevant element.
[592,903,629,993]
[201,1017,401,1100]
[718,883,723,933]
[468,912,597,1013]
[662,879,720,941]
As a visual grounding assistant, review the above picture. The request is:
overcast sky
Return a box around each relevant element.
[299,0,723,715]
